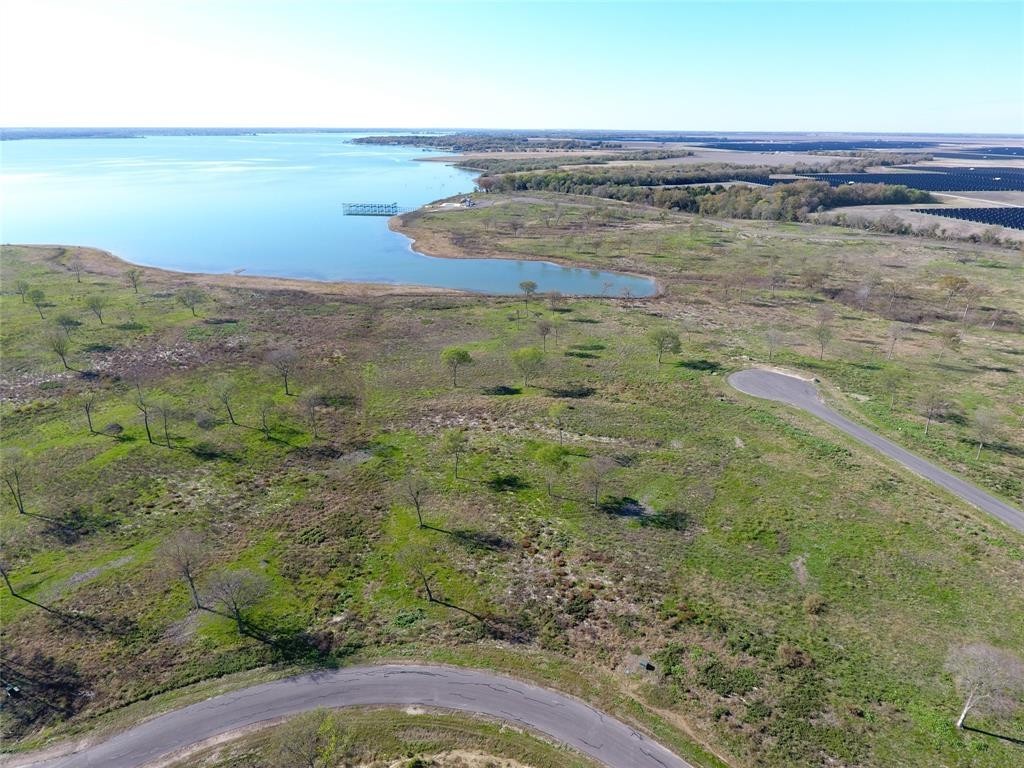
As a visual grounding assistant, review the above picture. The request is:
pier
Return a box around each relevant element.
[342,202,402,216]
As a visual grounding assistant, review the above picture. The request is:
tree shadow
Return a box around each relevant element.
[677,359,723,373]
[187,441,239,462]
[564,350,598,359]
[962,725,1024,746]
[546,384,596,399]
[599,495,646,517]
[486,473,529,492]
[481,385,521,396]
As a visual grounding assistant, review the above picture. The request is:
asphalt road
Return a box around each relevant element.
[728,368,1024,533]
[22,665,693,768]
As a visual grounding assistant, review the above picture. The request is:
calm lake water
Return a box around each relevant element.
[0,133,655,296]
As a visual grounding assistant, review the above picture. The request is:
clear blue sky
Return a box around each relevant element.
[1,0,1021,133]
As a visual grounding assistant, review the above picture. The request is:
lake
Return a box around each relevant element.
[0,133,655,296]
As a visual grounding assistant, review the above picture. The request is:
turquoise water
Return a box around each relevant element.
[0,133,655,296]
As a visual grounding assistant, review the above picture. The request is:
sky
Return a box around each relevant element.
[1,0,1021,133]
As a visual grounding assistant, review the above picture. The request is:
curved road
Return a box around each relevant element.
[729,369,1024,533]
[19,665,693,768]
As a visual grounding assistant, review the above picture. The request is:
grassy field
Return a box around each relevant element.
[1,218,1022,768]
[165,707,599,768]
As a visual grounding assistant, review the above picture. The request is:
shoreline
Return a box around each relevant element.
[389,204,665,299]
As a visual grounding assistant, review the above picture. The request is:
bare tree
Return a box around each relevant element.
[886,322,910,360]
[155,401,174,447]
[134,386,156,445]
[176,287,206,317]
[259,400,275,439]
[85,294,109,324]
[536,319,553,351]
[398,542,486,625]
[937,328,962,362]
[972,408,1000,461]
[440,428,469,478]
[124,268,142,293]
[47,332,72,370]
[266,347,299,395]
[938,275,969,309]
[213,378,239,425]
[548,402,568,445]
[82,392,97,434]
[2,449,27,515]
[401,474,430,528]
[300,389,326,439]
[28,289,46,319]
[158,529,207,609]
[920,390,947,437]
[960,283,987,324]
[69,259,84,283]
[535,443,568,496]
[764,328,784,362]
[206,569,269,634]
[581,456,617,507]
[946,643,1024,729]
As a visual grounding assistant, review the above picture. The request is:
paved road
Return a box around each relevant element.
[728,369,1024,533]
[20,665,693,768]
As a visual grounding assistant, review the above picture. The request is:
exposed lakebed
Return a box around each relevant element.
[1,132,655,296]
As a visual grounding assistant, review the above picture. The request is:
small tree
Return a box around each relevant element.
[764,328,784,362]
[134,387,156,445]
[440,347,473,387]
[55,313,80,338]
[960,283,987,324]
[519,280,538,309]
[548,402,569,445]
[2,449,27,515]
[886,322,910,360]
[536,319,553,351]
[440,428,469,478]
[124,268,142,293]
[920,390,947,437]
[14,280,30,303]
[647,328,680,364]
[814,323,833,360]
[84,294,108,324]
[266,347,299,395]
[213,377,239,425]
[946,643,1024,729]
[268,709,341,768]
[47,332,72,370]
[535,444,569,496]
[82,392,97,434]
[158,529,207,609]
[177,287,206,317]
[937,328,962,362]
[259,400,275,439]
[156,401,174,447]
[69,259,84,283]
[300,389,326,439]
[28,289,46,319]
[402,474,430,528]
[581,456,616,507]
[206,569,269,634]
[511,346,545,387]
[938,275,969,309]
[972,408,999,460]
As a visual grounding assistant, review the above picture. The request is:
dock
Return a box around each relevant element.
[342,202,402,216]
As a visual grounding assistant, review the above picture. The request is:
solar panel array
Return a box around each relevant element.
[911,207,1024,230]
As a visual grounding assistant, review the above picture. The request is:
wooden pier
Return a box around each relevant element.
[342,202,401,216]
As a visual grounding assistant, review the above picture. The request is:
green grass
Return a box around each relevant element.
[2,235,1022,768]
